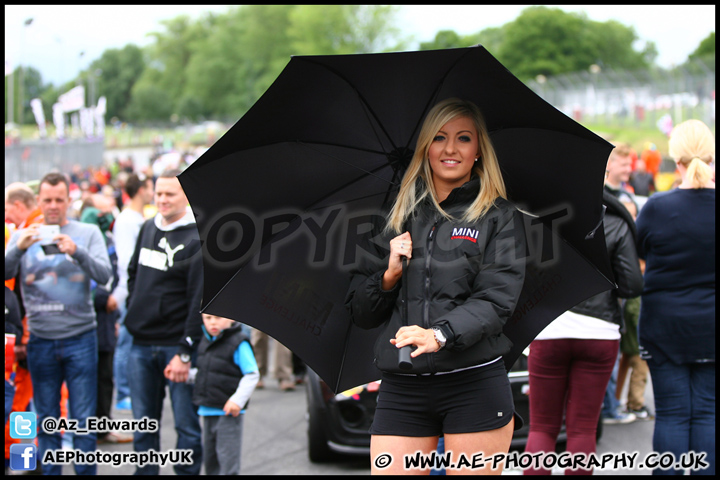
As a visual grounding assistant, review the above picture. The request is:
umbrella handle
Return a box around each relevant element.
[398,255,413,370]
[398,345,413,370]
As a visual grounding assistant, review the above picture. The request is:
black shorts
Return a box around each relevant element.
[369,359,523,437]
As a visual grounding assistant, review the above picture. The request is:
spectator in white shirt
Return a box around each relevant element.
[109,173,154,411]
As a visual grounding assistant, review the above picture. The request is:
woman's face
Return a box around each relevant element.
[427,115,479,194]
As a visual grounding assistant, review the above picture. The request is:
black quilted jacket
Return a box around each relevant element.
[345,176,527,375]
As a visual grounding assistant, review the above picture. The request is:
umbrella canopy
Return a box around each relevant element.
[178,45,615,393]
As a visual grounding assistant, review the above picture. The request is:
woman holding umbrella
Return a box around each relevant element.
[346,98,526,474]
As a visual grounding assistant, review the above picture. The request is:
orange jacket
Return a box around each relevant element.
[641,149,662,177]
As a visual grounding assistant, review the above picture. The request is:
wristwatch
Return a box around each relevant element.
[179,353,191,364]
[432,327,446,350]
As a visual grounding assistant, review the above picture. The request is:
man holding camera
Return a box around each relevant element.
[5,172,112,475]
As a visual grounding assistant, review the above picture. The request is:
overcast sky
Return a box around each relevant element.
[5,4,716,86]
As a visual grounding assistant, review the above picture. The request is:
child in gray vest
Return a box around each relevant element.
[192,313,259,474]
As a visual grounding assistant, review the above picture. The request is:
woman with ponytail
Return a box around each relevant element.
[635,119,715,475]
[669,120,715,189]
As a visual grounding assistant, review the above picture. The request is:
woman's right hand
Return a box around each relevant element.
[382,231,412,290]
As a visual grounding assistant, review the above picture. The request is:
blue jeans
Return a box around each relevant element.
[5,378,14,425]
[27,329,98,475]
[647,359,715,475]
[113,306,132,402]
[128,344,202,475]
[602,352,621,417]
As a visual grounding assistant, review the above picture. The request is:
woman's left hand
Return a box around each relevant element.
[391,325,440,357]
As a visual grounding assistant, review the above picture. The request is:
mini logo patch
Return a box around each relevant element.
[498,412,503,417]
[451,227,479,243]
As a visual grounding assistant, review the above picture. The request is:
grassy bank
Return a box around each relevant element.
[582,122,671,155]
[10,124,221,149]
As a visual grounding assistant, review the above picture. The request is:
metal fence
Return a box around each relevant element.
[526,58,715,130]
[5,139,105,185]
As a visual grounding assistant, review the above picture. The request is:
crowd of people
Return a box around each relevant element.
[4,114,714,475]
[524,129,714,475]
[4,157,304,475]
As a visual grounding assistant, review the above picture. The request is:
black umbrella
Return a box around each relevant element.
[178,45,615,393]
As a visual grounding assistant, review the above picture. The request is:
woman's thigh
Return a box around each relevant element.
[444,417,514,475]
[370,435,439,475]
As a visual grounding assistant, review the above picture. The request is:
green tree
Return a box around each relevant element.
[5,66,48,125]
[497,6,653,80]
[184,5,295,118]
[418,27,503,53]
[176,94,205,122]
[587,19,657,68]
[130,14,215,121]
[85,44,145,121]
[288,5,400,55]
[499,7,591,78]
[689,32,715,60]
[21,67,47,128]
[181,5,403,120]
[125,83,173,123]
[681,32,715,74]
[419,30,464,50]
[470,27,506,57]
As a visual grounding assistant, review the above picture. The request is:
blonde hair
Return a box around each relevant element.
[610,142,632,159]
[386,98,507,234]
[669,119,715,189]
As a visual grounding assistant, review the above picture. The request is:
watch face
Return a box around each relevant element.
[433,328,446,346]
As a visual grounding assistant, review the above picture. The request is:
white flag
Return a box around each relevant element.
[30,98,47,138]
[80,107,95,138]
[53,103,65,139]
[96,96,106,115]
[58,85,85,113]
[95,96,106,137]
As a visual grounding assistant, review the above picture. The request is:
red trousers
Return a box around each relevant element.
[523,338,618,475]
